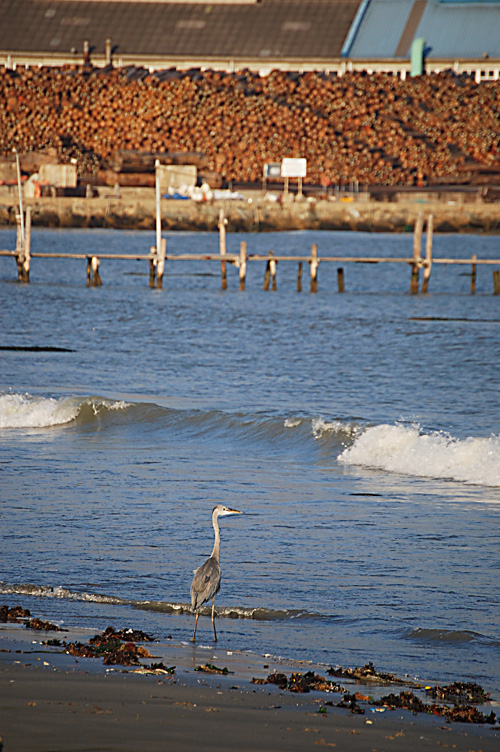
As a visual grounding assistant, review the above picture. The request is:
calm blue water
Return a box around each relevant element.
[1,228,499,695]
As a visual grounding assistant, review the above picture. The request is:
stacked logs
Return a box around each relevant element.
[1,64,500,187]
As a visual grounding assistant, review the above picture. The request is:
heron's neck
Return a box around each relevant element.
[211,514,221,562]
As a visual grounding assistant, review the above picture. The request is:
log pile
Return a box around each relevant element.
[1,64,499,187]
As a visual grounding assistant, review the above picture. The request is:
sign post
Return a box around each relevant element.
[281,158,307,198]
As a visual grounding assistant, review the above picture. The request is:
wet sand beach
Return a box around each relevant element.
[1,623,499,752]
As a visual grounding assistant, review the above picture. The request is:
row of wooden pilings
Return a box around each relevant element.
[3,205,500,294]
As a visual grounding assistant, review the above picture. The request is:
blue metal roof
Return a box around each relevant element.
[347,0,500,59]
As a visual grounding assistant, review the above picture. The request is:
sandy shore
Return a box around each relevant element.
[1,622,499,752]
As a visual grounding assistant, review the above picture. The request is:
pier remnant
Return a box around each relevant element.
[471,254,477,294]
[421,213,433,293]
[297,261,303,292]
[411,213,424,294]
[337,267,345,293]
[238,241,247,291]
[310,243,319,293]
[219,208,227,290]
[87,256,102,287]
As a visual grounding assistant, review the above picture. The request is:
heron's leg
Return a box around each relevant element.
[191,612,199,642]
[211,597,218,642]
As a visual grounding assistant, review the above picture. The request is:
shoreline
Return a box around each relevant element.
[1,195,500,234]
[1,620,499,751]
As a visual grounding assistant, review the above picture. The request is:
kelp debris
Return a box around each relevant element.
[65,625,154,666]
[251,671,346,694]
[195,664,231,675]
[102,626,154,643]
[425,681,490,705]
[327,662,407,686]
[337,693,365,714]
[376,691,496,724]
[1,605,63,631]
[26,617,64,632]
[0,605,31,623]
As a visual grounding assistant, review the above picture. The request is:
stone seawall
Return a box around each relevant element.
[1,196,500,234]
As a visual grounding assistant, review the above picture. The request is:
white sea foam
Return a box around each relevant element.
[0,393,79,428]
[0,393,130,429]
[338,423,500,488]
[312,417,360,440]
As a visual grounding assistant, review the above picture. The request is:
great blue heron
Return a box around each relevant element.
[190,504,242,642]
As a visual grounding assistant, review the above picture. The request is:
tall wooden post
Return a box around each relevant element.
[337,267,345,293]
[22,206,31,282]
[310,243,319,293]
[297,261,303,292]
[239,241,247,291]
[471,254,477,294]
[155,159,162,261]
[15,212,24,281]
[411,213,424,294]
[219,207,227,290]
[156,237,167,289]
[421,213,433,294]
[15,148,24,246]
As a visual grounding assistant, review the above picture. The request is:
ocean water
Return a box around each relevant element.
[1,227,499,695]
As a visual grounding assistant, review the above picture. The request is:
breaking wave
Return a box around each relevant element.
[0,392,355,452]
[0,581,319,623]
[0,392,130,429]
[338,423,500,488]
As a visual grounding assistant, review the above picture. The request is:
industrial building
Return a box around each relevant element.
[0,0,499,81]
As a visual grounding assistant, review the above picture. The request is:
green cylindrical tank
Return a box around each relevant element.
[411,37,425,77]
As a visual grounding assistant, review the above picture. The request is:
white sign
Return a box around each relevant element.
[281,158,307,178]
[263,162,282,179]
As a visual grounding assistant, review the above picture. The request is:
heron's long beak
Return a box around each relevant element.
[225,508,242,516]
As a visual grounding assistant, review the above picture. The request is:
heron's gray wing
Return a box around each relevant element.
[191,556,221,611]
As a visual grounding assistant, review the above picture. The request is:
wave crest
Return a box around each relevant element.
[0,393,130,429]
[0,582,320,623]
[338,423,500,488]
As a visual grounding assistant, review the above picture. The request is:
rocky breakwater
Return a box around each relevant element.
[1,195,500,233]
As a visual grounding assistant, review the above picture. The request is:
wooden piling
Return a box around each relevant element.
[493,270,500,295]
[263,260,270,291]
[239,241,247,291]
[471,254,477,295]
[89,256,102,287]
[22,206,31,283]
[15,212,24,281]
[156,237,166,289]
[337,267,345,293]
[421,213,433,294]
[149,245,156,288]
[309,243,319,293]
[270,253,277,291]
[410,213,424,294]
[297,261,303,292]
[155,159,162,261]
[219,208,227,290]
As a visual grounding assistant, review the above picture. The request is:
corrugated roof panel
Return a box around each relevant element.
[418,4,500,58]
[349,0,500,59]
[348,0,414,58]
[0,0,362,60]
